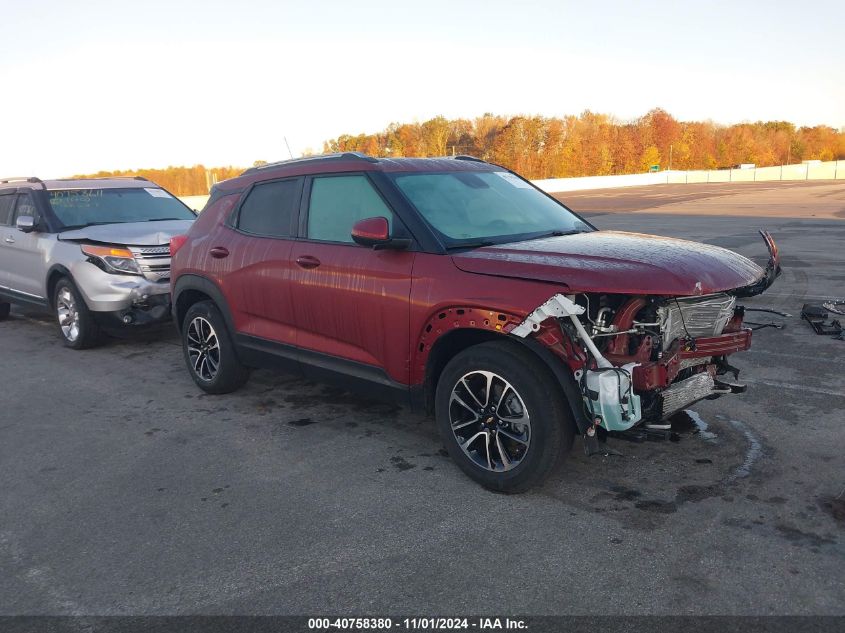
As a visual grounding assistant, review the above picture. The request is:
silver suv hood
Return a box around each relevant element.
[58,220,194,245]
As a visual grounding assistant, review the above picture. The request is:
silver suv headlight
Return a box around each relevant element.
[81,244,142,275]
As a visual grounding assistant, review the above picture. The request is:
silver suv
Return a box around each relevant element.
[0,177,195,348]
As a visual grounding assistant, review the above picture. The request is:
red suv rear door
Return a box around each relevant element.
[220,177,302,348]
[290,173,415,387]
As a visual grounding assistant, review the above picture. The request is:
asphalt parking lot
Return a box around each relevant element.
[1,180,843,616]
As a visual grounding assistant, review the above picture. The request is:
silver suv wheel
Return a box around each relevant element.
[56,287,80,343]
[186,316,220,381]
[449,370,532,472]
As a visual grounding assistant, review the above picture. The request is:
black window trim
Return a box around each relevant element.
[297,170,415,248]
[0,187,60,233]
[228,175,304,240]
[0,190,16,226]
[12,191,40,224]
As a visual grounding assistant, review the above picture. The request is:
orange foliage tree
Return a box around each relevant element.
[324,109,845,178]
[73,110,844,192]
[72,165,246,196]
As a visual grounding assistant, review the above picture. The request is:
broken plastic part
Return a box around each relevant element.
[822,300,845,316]
[512,293,641,431]
[510,293,585,336]
[511,293,613,368]
[582,363,642,432]
[801,303,844,336]
[733,229,782,297]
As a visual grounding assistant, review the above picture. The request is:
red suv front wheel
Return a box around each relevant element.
[435,340,575,492]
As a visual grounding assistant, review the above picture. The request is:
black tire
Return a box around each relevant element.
[182,300,250,394]
[435,340,575,493]
[0,302,10,321]
[53,277,103,349]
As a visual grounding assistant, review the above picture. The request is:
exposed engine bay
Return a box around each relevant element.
[510,229,782,441]
[586,292,745,422]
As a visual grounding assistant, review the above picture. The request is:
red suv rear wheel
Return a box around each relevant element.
[182,301,250,394]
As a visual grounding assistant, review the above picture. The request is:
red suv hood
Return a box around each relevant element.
[450,230,765,296]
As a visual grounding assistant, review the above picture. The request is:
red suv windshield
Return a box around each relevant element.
[389,170,590,247]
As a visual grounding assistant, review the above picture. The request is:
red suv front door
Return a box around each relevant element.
[290,174,415,386]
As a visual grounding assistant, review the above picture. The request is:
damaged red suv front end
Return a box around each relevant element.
[469,228,782,439]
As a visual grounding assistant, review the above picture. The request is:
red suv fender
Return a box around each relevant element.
[411,305,524,384]
[411,305,591,434]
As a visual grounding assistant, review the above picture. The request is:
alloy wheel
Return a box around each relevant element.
[449,370,531,472]
[56,288,80,342]
[186,316,220,382]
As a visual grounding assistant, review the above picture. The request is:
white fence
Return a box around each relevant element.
[532,171,669,193]
[180,194,211,211]
[534,160,845,193]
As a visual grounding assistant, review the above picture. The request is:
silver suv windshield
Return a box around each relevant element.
[389,171,591,249]
[48,188,195,229]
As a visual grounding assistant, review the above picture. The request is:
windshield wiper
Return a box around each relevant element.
[147,217,187,221]
[446,240,496,251]
[58,221,121,231]
[530,229,587,239]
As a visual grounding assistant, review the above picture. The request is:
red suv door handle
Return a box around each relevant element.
[210,246,229,258]
[296,255,321,269]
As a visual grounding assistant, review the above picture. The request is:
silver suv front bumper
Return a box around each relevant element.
[73,261,170,317]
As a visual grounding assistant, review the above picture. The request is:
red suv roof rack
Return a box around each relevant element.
[242,152,380,176]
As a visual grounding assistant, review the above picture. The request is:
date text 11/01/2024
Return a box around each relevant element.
[308,617,528,630]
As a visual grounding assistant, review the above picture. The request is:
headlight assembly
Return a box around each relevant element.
[81,244,142,275]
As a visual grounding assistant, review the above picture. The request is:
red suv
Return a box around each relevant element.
[170,153,780,492]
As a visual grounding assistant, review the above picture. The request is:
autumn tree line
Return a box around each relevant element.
[325,109,845,180]
[73,165,244,197]
[75,109,844,195]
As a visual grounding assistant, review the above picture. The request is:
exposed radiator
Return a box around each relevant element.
[657,294,736,350]
[661,372,715,418]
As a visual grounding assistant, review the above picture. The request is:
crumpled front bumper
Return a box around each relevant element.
[73,261,171,324]
[632,330,753,420]
[629,329,752,391]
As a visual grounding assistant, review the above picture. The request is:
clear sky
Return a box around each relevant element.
[1,0,842,177]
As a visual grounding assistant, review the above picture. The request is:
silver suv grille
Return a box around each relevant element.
[657,293,736,350]
[129,245,171,283]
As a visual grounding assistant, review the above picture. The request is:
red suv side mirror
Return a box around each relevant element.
[349,216,386,246]
[351,217,411,250]
[351,216,389,245]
